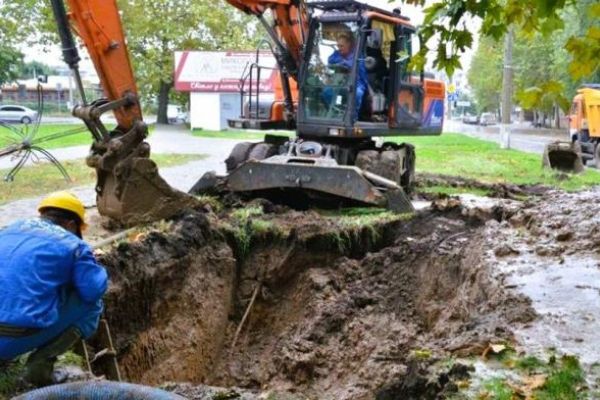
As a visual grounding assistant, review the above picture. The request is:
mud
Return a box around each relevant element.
[416,172,549,200]
[95,197,535,399]
[484,187,600,377]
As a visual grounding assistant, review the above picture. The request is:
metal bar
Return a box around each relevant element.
[91,227,137,250]
[361,170,400,189]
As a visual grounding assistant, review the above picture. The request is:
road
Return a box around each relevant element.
[444,119,567,154]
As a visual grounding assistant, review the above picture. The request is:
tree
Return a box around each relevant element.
[118,0,261,123]
[403,0,600,81]
[512,30,569,127]
[18,61,59,79]
[467,36,502,114]
[0,2,27,85]
[0,46,24,86]
[6,0,260,123]
[467,1,599,127]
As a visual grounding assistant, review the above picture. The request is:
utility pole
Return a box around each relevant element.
[500,26,514,149]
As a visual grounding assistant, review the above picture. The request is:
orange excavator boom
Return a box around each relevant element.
[50,0,195,226]
[225,0,308,79]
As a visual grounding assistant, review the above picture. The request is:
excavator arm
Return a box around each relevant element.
[226,0,308,79]
[50,0,195,226]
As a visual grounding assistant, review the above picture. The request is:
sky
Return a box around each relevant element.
[22,1,478,77]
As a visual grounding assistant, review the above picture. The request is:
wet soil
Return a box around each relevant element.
[484,187,600,379]
[95,196,536,399]
[416,172,550,200]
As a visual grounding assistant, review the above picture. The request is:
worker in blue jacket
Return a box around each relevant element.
[324,31,368,120]
[0,191,108,386]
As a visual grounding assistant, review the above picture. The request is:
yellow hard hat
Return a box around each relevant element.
[38,191,87,229]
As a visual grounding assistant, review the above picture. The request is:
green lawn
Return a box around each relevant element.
[187,130,600,191]
[390,133,600,191]
[0,123,158,150]
[0,124,91,149]
[191,128,293,141]
[0,153,205,204]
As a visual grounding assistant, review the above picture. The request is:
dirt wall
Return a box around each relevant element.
[97,204,534,399]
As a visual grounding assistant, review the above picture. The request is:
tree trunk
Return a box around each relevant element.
[554,104,560,129]
[156,79,172,124]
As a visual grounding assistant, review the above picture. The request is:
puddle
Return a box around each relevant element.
[510,256,600,366]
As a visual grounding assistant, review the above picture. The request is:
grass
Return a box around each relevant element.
[472,353,587,400]
[317,207,412,252]
[321,207,411,228]
[0,357,26,398]
[0,153,205,205]
[0,351,84,398]
[0,123,159,150]
[0,124,114,150]
[389,133,600,191]
[536,356,585,400]
[481,378,514,400]
[191,128,293,141]
[419,185,491,197]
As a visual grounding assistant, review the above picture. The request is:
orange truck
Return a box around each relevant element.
[569,85,600,166]
[544,84,600,172]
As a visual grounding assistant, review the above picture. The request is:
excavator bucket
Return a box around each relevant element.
[85,122,199,227]
[94,158,198,227]
[542,141,585,174]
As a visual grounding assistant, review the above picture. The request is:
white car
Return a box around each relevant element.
[479,112,496,126]
[0,105,38,124]
[462,114,479,124]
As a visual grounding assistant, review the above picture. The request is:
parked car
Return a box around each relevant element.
[479,112,496,126]
[167,104,187,124]
[0,105,38,124]
[462,114,479,124]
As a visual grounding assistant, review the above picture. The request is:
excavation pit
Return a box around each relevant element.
[96,199,535,399]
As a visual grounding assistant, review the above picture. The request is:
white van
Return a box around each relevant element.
[167,104,187,123]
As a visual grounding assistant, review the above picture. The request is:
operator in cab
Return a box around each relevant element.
[0,192,107,387]
[326,31,369,120]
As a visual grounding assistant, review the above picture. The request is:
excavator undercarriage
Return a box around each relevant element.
[192,137,415,213]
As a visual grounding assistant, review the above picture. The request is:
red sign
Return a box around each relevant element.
[174,51,277,93]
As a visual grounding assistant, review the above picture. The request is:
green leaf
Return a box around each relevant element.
[587,27,600,41]
[590,3,600,18]
[539,15,564,37]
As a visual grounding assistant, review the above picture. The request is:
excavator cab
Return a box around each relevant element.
[229,1,445,138]
[298,9,436,137]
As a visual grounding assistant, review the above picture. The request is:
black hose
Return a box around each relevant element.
[49,0,81,69]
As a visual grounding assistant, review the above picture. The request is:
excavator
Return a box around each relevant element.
[49,0,445,227]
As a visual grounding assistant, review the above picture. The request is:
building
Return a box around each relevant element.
[0,72,100,107]
[174,51,277,130]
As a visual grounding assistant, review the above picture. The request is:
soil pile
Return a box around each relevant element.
[97,199,535,399]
